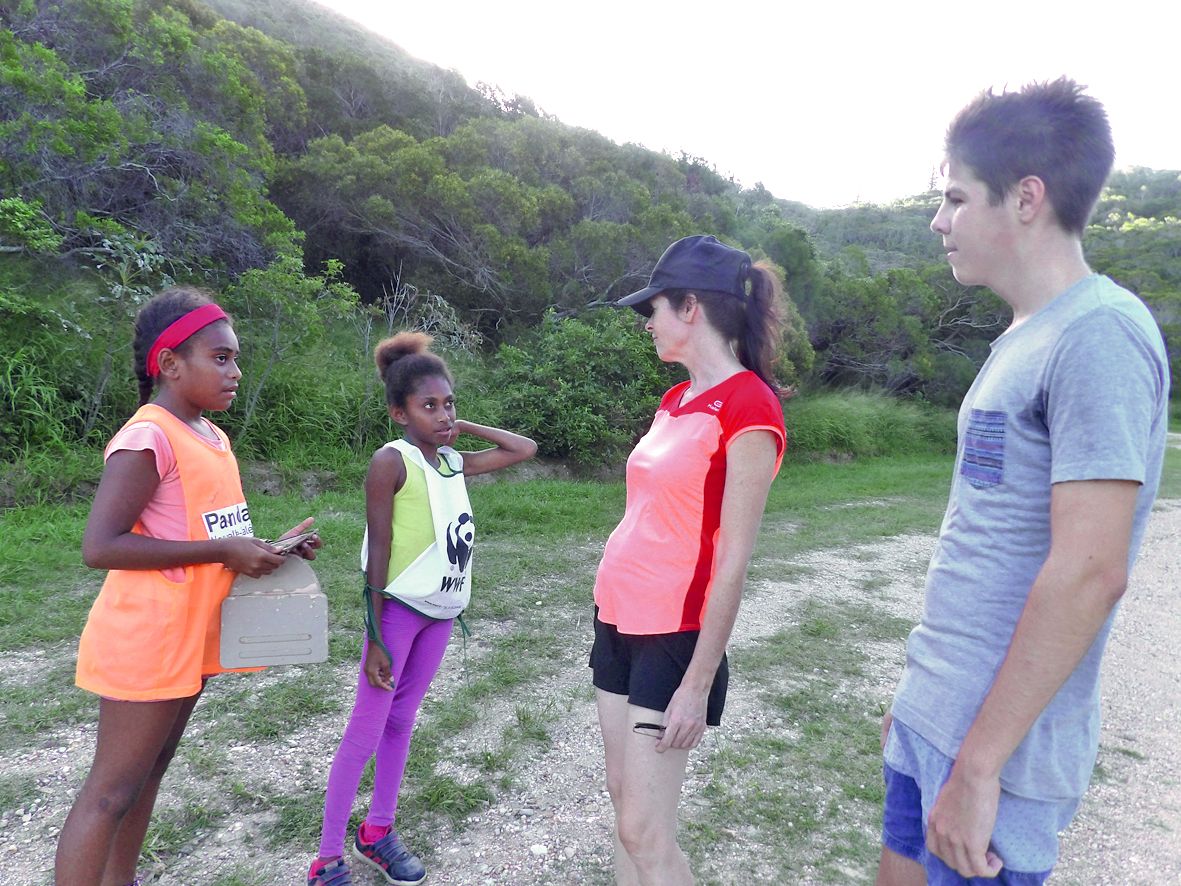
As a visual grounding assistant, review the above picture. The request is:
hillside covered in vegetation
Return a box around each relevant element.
[2,0,1179,493]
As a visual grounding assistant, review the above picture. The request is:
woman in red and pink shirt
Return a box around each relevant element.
[591,235,787,885]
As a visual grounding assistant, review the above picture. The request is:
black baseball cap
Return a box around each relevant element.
[616,234,752,312]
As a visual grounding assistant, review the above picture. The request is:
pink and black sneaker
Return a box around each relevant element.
[308,856,353,886]
[352,823,426,885]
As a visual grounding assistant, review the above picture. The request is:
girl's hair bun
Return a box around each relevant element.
[375,331,433,375]
[374,330,450,408]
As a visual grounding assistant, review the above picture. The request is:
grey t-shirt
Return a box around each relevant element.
[892,274,1169,801]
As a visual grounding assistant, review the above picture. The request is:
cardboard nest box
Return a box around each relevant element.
[220,555,328,668]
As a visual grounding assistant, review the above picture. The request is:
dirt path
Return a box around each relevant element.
[346,506,1181,885]
[1052,501,1181,884]
[349,505,1181,885]
[4,506,1178,884]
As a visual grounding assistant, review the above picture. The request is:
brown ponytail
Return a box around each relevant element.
[664,260,785,392]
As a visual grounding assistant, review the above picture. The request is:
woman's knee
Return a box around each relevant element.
[616,803,674,859]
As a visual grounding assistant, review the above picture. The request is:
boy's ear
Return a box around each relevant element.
[1015,175,1048,223]
[389,404,407,426]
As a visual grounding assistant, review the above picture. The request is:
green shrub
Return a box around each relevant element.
[0,344,76,453]
[784,389,956,459]
[0,197,64,252]
[1,248,961,504]
[485,310,677,466]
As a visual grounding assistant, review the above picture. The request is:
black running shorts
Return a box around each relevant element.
[589,607,728,725]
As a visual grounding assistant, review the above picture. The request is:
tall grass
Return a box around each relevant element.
[784,389,956,458]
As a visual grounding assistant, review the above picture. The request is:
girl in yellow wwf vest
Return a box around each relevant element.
[56,287,321,886]
[309,332,535,886]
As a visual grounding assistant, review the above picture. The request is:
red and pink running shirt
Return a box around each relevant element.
[593,370,785,635]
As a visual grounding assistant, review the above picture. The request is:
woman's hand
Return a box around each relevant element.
[364,643,394,691]
[655,684,708,753]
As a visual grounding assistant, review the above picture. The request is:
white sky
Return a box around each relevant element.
[312,0,1181,209]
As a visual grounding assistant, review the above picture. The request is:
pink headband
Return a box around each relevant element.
[146,304,229,377]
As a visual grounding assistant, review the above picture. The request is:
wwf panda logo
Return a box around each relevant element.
[446,513,474,573]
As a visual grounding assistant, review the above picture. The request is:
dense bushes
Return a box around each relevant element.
[1,244,958,507]
[484,310,680,465]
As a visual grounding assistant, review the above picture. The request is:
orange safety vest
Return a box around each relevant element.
[76,404,257,700]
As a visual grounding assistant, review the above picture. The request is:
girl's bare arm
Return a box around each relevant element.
[362,446,406,691]
[450,420,537,476]
[82,449,282,577]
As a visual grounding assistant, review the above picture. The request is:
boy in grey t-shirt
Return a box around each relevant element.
[877,80,1170,886]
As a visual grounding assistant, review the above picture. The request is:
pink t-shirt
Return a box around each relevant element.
[105,417,227,581]
[593,371,785,635]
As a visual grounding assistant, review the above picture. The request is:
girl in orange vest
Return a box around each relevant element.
[55,286,321,886]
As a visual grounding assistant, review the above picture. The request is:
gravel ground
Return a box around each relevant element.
[1051,501,1181,885]
[3,504,1178,884]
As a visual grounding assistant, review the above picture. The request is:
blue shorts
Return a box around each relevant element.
[882,718,1080,885]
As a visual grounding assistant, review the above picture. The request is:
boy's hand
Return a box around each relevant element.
[926,765,1004,878]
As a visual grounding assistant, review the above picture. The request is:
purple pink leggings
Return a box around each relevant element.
[317,602,453,858]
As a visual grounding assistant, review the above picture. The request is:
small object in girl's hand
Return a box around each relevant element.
[267,532,317,554]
